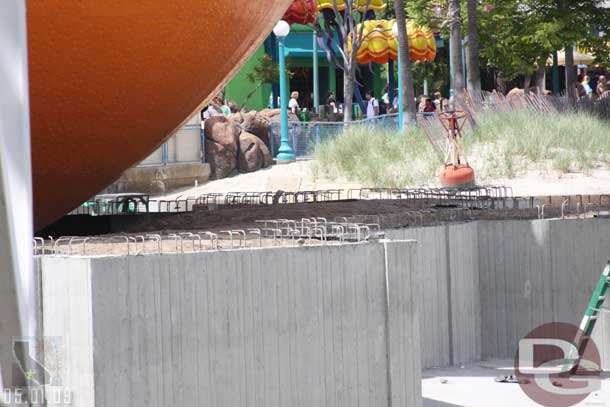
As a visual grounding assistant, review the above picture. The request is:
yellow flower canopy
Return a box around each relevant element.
[317,0,387,12]
[348,20,436,65]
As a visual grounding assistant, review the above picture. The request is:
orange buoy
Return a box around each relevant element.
[27,0,292,229]
[440,164,476,189]
[436,110,476,189]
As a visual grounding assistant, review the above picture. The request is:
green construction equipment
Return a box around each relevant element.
[570,262,610,373]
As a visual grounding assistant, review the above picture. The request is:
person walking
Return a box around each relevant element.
[365,90,379,120]
[289,91,300,114]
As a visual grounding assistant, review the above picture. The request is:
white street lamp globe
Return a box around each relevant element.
[273,20,291,37]
[392,22,399,37]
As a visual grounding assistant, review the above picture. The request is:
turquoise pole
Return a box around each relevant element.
[449,38,454,97]
[277,35,295,162]
[397,48,404,131]
[313,32,320,114]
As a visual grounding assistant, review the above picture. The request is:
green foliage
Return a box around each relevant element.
[397,0,610,80]
[314,125,438,187]
[314,111,610,187]
[477,0,610,80]
[243,54,294,106]
[412,60,449,96]
[245,54,293,86]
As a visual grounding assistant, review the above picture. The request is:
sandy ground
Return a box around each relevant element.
[157,160,610,200]
[157,160,363,200]
[423,360,610,407]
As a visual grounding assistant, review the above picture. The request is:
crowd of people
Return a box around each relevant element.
[282,84,451,122]
[578,74,610,100]
[205,72,610,123]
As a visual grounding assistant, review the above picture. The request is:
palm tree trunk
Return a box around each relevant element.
[565,45,576,103]
[535,61,546,94]
[343,66,355,121]
[448,0,465,96]
[393,0,416,127]
[465,0,481,93]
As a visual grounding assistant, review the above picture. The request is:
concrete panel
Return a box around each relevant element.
[477,219,610,361]
[389,219,610,365]
[387,227,450,369]
[384,241,423,407]
[447,222,481,365]
[388,223,480,368]
[40,257,95,407]
[477,220,555,359]
[41,242,422,407]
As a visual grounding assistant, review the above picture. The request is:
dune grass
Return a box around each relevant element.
[313,111,610,188]
[469,111,610,177]
[312,124,438,187]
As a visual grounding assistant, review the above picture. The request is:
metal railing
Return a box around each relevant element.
[68,186,520,217]
[33,216,385,257]
[269,113,402,158]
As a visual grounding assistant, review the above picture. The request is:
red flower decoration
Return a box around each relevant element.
[283,0,318,25]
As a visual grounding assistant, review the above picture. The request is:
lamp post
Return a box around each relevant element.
[313,32,320,114]
[274,20,296,163]
[391,22,404,131]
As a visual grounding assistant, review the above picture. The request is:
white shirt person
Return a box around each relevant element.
[289,91,300,114]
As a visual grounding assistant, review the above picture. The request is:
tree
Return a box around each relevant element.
[564,45,576,100]
[314,0,378,122]
[244,54,293,107]
[477,0,610,89]
[465,0,481,93]
[447,0,465,95]
[394,0,417,126]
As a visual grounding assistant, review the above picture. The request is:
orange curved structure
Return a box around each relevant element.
[28,0,292,229]
[317,0,387,12]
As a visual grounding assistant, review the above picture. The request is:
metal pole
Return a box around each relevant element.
[448,38,454,98]
[388,59,395,101]
[397,50,404,131]
[553,51,560,95]
[270,34,280,108]
[277,36,295,162]
[0,0,36,390]
[461,39,467,87]
[313,32,320,114]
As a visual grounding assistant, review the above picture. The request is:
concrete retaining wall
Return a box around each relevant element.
[479,219,610,364]
[40,242,422,407]
[387,223,481,368]
[389,219,610,370]
[33,217,610,406]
